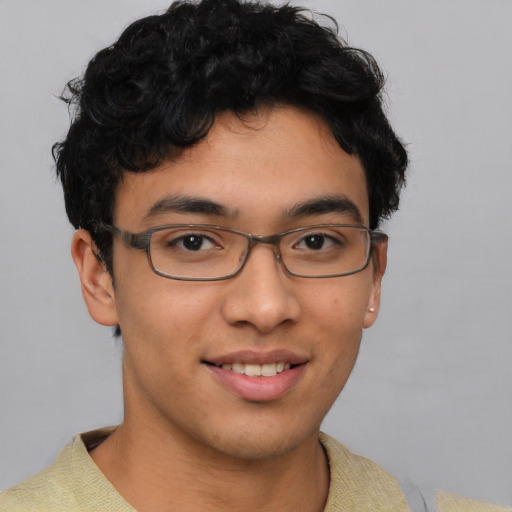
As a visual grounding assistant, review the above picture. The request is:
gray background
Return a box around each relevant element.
[1,0,511,507]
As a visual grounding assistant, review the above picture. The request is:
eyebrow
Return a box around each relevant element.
[285,196,364,224]
[144,194,364,224]
[144,195,235,220]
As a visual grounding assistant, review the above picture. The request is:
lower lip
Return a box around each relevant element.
[206,364,306,402]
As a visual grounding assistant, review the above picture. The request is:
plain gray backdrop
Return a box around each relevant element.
[1,0,511,508]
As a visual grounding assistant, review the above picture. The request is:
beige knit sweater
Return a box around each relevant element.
[0,429,508,511]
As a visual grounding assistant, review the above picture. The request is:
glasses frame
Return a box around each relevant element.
[96,223,388,281]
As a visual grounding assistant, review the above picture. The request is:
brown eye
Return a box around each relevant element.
[168,233,217,251]
[303,234,325,250]
[182,235,206,251]
[295,233,341,251]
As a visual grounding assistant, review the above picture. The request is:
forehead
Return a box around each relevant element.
[114,106,369,228]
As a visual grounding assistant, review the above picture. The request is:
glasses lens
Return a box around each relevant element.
[149,226,247,279]
[147,225,371,280]
[280,226,371,277]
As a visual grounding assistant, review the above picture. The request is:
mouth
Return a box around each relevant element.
[202,351,307,402]
[205,361,293,377]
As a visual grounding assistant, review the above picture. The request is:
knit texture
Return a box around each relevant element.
[436,491,511,512]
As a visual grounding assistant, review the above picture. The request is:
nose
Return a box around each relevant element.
[220,244,301,334]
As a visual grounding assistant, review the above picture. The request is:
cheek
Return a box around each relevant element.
[305,275,374,329]
[114,280,215,404]
[304,276,374,388]
[113,262,223,364]
[117,284,205,343]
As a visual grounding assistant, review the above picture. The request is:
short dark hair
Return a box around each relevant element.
[54,0,407,272]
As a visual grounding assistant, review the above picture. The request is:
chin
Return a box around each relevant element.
[210,437,302,461]
[194,418,320,462]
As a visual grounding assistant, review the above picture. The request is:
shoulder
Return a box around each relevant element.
[0,443,78,511]
[0,428,133,512]
[436,491,512,512]
[320,432,410,512]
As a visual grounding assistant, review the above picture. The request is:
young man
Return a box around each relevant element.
[1,1,506,511]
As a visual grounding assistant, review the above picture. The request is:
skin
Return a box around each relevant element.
[71,105,387,512]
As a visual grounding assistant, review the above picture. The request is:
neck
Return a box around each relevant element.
[90,417,330,512]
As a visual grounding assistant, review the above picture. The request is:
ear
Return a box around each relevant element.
[71,229,119,327]
[363,238,387,329]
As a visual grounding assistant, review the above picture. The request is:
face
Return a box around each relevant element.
[75,106,386,460]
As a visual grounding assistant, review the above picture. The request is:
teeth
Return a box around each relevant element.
[232,363,244,374]
[219,362,292,377]
[261,363,276,377]
[244,364,262,377]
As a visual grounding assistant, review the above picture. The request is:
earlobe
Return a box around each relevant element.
[363,239,387,329]
[71,230,119,327]
[363,287,381,329]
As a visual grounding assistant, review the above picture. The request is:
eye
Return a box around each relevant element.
[295,233,341,251]
[170,233,217,251]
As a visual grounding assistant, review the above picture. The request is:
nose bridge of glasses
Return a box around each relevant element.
[247,233,284,261]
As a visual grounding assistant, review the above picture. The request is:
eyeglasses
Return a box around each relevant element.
[97,223,387,281]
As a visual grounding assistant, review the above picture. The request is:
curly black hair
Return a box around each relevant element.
[54,0,407,272]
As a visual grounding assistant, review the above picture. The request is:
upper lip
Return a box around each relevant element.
[204,349,308,367]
